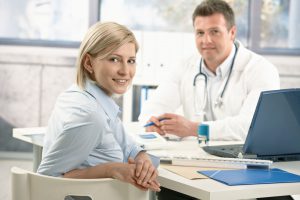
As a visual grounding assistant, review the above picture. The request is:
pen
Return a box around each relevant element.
[143,118,167,127]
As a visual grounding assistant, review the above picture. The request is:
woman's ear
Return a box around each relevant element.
[83,54,94,74]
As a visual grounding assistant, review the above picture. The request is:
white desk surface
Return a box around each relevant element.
[158,162,300,200]
[13,127,45,147]
[13,126,300,200]
[150,139,300,200]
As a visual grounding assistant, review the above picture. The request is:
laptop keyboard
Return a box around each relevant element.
[203,144,300,161]
[202,144,244,158]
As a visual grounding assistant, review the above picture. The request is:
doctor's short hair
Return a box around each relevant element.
[192,0,235,30]
[76,21,139,89]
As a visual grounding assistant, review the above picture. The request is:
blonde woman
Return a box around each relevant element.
[38,22,160,192]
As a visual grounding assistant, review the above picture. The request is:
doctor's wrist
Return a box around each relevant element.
[190,122,199,137]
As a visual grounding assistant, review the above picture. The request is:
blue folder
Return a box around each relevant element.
[198,168,300,186]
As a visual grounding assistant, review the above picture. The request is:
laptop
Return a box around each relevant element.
[203,88,300,162]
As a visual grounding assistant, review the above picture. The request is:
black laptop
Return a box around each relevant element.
[203,88,300,162]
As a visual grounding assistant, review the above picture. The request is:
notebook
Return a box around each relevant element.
[203,88,300,162]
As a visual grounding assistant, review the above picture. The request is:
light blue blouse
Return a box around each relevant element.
[37,81,143,177]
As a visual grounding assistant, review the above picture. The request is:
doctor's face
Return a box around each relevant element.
[194,13,236,69]
[85,43,136,96]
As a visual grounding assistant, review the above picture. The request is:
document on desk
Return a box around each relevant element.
[160,164,208,180]
[134,132,168,150]
[198,168,300,186]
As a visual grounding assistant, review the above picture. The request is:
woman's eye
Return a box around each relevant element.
[109,57,119,62]
[128,59,136,64]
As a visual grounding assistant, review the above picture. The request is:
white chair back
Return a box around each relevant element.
[11,167,150,200]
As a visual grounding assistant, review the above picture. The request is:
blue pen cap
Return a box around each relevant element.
[198,124,209,141]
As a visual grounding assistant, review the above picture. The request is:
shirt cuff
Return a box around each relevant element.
[128,145,145,160]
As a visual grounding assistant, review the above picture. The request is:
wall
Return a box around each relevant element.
[266,55,300,89]
[0,46,76,151]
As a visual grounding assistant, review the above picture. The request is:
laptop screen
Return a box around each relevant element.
[243,89,300,157]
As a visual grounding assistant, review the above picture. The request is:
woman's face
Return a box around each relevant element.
[85,43,136,96]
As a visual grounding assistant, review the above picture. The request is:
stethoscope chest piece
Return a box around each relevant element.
[214,96,224,108]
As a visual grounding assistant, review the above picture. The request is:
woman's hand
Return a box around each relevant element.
[109,162,136,185]
[131,152,160,191]
[109,162,148,191]
[109,160,160,192]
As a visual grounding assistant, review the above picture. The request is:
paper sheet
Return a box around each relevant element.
[160,164,235,180]
[160,164,209,179]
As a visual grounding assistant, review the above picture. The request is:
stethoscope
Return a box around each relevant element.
[193,41,239,117]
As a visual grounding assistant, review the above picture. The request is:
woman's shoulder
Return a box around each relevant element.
[56,84,100,116]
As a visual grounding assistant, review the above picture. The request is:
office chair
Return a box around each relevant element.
[11,167,150,200]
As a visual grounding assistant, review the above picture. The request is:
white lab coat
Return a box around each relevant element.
[139,41,280,141]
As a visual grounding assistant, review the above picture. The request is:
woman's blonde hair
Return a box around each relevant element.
[76,22,139,89]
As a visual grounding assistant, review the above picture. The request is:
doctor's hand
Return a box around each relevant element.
[144,116,165,135]
[157,113,198,137]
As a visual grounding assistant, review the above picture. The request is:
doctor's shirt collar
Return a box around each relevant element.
[202,43,236,79]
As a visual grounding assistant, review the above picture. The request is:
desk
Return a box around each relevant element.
[13,127,45,172]
[158,162,300,200]
[149,139,300,200]
[13,127,300,200]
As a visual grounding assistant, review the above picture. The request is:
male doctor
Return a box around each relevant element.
[140,1,284,200]
[139,0,280,142]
